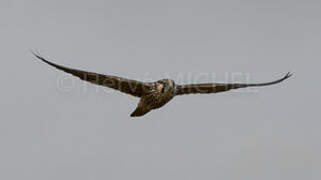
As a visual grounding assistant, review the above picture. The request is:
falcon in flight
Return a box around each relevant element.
[33,52,292,117]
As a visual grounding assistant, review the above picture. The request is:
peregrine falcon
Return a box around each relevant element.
[33,52,292,117]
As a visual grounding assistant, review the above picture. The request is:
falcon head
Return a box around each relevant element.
[157,79,176,94]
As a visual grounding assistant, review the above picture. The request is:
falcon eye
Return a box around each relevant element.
[161,88,165,93]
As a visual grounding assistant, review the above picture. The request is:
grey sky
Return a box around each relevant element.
[0,0,320,179]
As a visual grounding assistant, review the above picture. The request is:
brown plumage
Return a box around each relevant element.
[33,52,292,117]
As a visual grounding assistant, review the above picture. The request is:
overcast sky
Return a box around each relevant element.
[1,0,320,179]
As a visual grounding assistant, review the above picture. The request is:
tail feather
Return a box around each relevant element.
[130,106,150,117]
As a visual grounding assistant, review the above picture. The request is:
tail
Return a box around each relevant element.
[130,106,150,117]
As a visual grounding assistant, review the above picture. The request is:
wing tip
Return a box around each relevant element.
[283,72,293,81]
[30,49,42,59]
[265,72,293,86]
[30,50,49,63]
[30,50,63,70]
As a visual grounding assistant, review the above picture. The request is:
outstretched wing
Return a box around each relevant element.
[175,73,292,95]
[33,52,152,97]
